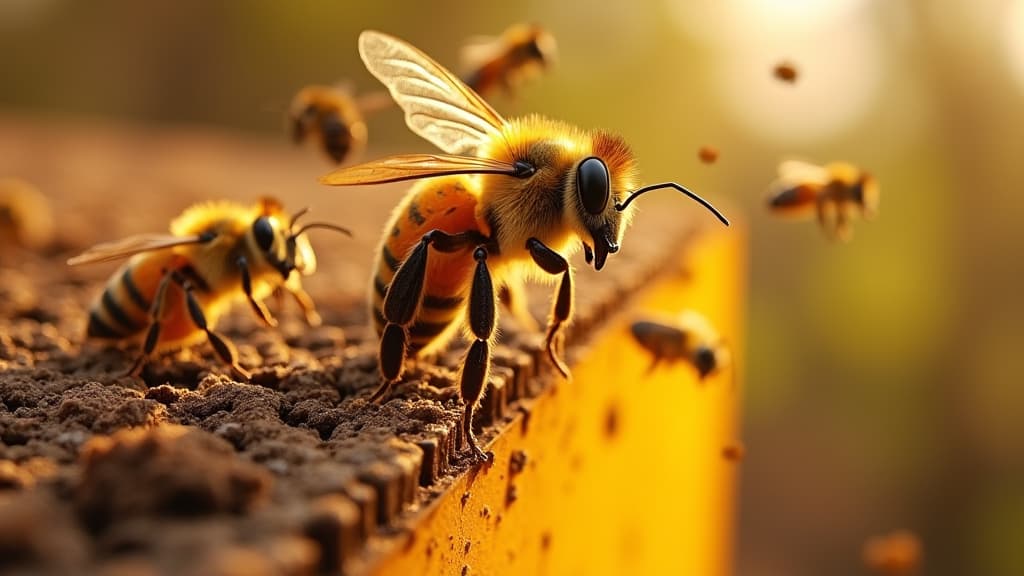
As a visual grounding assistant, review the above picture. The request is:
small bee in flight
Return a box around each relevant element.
[287,84,394,165]
[459,22,558,98]
[630,311,730,380]
[68,197,350,379]
[766,160,879,241]
[321,31,729,461]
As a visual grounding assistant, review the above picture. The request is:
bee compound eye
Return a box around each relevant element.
[577,157,610,215]
[253,217,275,251]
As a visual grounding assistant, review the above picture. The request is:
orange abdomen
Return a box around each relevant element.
[87,253,208,350]
[371,177,484,354]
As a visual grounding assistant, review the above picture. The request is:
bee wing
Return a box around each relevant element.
[776,160,830,186]
[67,233,205,266]
[320,153,522,186]
[458,35,501,72]
[358,30,508,156]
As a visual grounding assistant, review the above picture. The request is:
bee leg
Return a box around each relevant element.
[526,238,572,380]
[498,276,538,332]
[126,270,175,377]
[237,255,278,328]
[461,247,496,464]
[284,277,322,327]
[374,229,488,403]
[178,273,251,381]
[645,355,663,376]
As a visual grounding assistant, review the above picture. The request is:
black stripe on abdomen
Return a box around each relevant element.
[87,310,125,339]
[102,290,141,331]
[120,267,150,312]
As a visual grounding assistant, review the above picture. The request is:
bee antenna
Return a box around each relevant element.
[616,182,730,226]
[292,222,353,239]
[289,207,311,233]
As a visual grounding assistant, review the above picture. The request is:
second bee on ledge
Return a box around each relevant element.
[68,197,351,379]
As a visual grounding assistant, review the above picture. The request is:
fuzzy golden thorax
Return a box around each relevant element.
[476,116,638,269]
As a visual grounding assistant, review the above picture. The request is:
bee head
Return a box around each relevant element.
[253,204,351,279]
[568,156,622,271]
[693,346,718,380]
[856,173,880,219]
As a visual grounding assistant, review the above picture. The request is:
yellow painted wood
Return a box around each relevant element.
[371,224,746,576]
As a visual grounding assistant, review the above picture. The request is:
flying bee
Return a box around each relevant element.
[766,160,880,241]
[0,178,55,252]
[287,84,393,165]
[320,31,729,461]
[68,197,351,379]
[630,311,730,380]
[460,23,558,98]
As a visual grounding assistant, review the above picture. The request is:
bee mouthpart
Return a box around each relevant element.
[582,243,594,265]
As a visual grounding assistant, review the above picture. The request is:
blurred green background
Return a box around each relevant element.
[2,0,1022,574]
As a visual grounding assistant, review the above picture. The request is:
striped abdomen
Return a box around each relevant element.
[87,254,206,348]
[87,260,154,339]
[371,177,483,354]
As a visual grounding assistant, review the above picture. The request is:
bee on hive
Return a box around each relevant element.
[459,22,558,98]
[321,31,729,461]
[68,197,350,379]
[287,84,393,165]
[630,310,730,380]
[766,160,879,241]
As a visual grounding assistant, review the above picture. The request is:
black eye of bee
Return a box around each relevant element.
[253,217,275,251]
[577,157,610,215]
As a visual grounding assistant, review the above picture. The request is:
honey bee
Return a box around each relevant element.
[68,197,350,379]
[460,23,558,98]
[0,178,55,252]
[287,84,394,165]
[862,530,922,576]
[773,61,799,83]
[629,311,730,380]
[766,160,879,241]
[321,31,729,461]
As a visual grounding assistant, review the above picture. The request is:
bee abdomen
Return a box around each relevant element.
[86,266,151,339]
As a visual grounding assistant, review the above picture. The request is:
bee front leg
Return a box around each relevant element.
[374,229,488,403]
[177,272,251,381]
[237,256,278,327]
[284,276,322,327]
[461,247,497,463]
[526,238,572,380]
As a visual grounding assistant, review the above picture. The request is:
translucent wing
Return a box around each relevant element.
[358,30,508,155]
[459,35,501,73]
[320,153,522,186]
[67,234,205,266]
[776,160,830,187]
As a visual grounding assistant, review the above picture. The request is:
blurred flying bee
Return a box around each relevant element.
[68,197,350,379]
[862,530,922,576]
[460,23,558,98]
[766,160,879,241]
[629,311,730,380]
[321,31,728,461]
[287,84,393,165]
[0,178,55,252]
[773,61,799,83]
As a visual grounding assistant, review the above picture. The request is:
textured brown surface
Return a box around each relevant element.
[0,116,709,574]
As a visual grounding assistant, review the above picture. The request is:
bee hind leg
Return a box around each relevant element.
[375,229,488,405]
[178,273,251,381]
[461,247,497,464]
[526,238,572,381]
[126,270,175,378]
